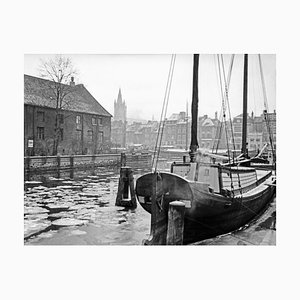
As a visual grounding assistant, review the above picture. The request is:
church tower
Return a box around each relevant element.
[114,88,127,122]
[112,88,127,148]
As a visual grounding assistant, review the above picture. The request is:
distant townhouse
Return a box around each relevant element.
[262,110,276,148]
[230,111,276,152]
[24,74,112,156]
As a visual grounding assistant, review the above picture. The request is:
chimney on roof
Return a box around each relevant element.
[215,111,218,120]
[70,76,75,87]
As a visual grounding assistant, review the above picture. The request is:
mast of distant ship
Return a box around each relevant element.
[241,54,248,158]
[189,54,199,162]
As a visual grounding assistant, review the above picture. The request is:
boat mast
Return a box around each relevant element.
[185,100,188,151]
[189,54,199,162]
[241,54,248,157]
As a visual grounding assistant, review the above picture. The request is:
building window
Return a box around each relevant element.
[37,127,44,140]
[76,130,81,140]
[88,130,94,142]
[37,111,45,122]
[76,115,81,124]
[99,131,104,143]
[92,117,97,125]
[98,117,103,125]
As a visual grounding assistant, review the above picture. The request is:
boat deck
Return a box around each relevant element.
[236,170,275,197]
[256,169,271,180]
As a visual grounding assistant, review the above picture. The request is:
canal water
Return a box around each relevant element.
[24,161,276,245]
[24,166,151,245]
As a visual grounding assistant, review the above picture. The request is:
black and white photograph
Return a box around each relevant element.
[2,1,299,300]
[23,53,276,246]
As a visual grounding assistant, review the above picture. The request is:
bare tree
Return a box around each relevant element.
[38,55,78,155]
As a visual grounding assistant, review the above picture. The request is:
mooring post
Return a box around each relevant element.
[70,154,74,169]
[92,154,96,167]
[120,152,126,167]
[26,156,31,172]
[69,154,74,179]
[143,172,168,245]
[166,201,186,245]
[56,154,61,178]
[115,167,137,209]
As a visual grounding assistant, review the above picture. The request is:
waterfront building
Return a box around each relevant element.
[24,74,112,156]
[122,109,276,154]
[126,121,158,150]
[176,118,190,150]
[262,110,276,149]
[230,110,276,153]
[231,113,253,151]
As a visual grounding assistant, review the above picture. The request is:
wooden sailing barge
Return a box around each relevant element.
[135,54,276,244]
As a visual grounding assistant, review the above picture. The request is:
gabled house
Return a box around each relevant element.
[24,74,112,156]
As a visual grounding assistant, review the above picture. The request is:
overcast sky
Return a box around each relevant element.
[24,54,275,121]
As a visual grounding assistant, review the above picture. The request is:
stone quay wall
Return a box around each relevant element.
[24,153,152,174]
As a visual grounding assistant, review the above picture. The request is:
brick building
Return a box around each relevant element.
[262,110,276,148]
[24,74,112,156]
[230,111,276,152]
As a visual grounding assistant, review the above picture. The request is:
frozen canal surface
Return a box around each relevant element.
[24,164,276,245]
[24,167,151,245]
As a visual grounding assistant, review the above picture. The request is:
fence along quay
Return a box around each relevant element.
[24,152,152,175]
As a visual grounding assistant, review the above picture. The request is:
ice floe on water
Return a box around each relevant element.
[24,168,151,244]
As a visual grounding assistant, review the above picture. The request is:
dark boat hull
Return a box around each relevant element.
[135,172,276,244]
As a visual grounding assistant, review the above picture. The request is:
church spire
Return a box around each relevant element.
[117,88,122,103]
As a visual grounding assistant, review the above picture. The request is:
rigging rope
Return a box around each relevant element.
[217,54,244,198]
[216,55,235,195]
[258,54,276,167]
[213,54,235,159]
[152,54,176,171]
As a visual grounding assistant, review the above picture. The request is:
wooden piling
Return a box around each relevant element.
[56,155,61,178]
[166,201,186,245]
[143,172,168,245]
[92,154,96,167]
[69,155,74,179]
[115,167,137,209]
[120,152,126,167]
[25,156,31,172]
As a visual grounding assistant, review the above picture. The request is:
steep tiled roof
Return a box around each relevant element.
[24,74,112,117]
